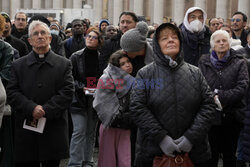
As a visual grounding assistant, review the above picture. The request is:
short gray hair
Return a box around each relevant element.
[28,20,51,37]
[210,30,232,49]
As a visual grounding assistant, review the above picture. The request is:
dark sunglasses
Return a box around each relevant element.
[231,18,241,22]
[86,34,98,40]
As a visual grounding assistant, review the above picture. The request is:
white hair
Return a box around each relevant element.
[210,30,232,49]
[28,20,51,37]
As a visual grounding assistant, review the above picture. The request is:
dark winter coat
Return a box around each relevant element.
[99,32,122,72]
[11,25,28,39]
[237,45,250,161]
[181,24,211,66]
[70,47,101,112]
[5,35,29,57]
[6,50,74,162]
[64,36,86,58]
[21,34,66,57]
[130,26,216,167]
[198,49,249,124]
[232,29,248,47]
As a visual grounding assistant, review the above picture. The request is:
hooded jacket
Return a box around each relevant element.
[130,23,216,167]
[181,7,211,66]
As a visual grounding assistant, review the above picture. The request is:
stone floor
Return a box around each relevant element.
[59,147,99,167]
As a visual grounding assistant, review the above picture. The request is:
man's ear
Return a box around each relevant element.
[28,37,32,46]
[48,35,52,43]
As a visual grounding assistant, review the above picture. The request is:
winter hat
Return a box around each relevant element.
[99,19,109,32]
[28,15,51,27]
[1,12,11,23]
[50,23,60,30]
[120,21,148,53]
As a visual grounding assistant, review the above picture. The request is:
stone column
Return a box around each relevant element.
[65,0,72,8]
[93,0,103,22]
[132,0,143,16]
[151,0,163,24]
[171,0,185,25]
[32,0,41,9]
[45,0,52,8]
[73,0,82,8]
[23,0,32,9]
[53,0,63,8]
[194,0,206,10]
[238,0,250,19]
[10,0,21,20]
[216,0,228,20]
[108,0,114,24]
[113,0,123,26]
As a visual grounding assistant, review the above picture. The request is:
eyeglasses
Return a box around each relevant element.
[32,30,48,37]
[231,18,241,22]
[86,34,98,40]
[16,18,26,21]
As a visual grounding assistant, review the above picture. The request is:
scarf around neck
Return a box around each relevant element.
[210,50,230,69]
[93,64,135,128]
[181,25,206,49]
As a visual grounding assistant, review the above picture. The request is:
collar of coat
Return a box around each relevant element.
[26,49,55,67]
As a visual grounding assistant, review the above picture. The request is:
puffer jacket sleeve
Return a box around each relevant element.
[218,59,249,106]
[184,69,216,144]
[130,70,168,145]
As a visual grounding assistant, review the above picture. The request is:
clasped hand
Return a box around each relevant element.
[32,105,45,120]
[159,135,193,157]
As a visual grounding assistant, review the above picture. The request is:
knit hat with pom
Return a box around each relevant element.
[120,21,148,52]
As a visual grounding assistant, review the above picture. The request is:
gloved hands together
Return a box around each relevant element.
[159,135,180,157]
[160,135,193,157]
[174,136,192,153]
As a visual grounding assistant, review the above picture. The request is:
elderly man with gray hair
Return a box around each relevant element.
[7,20,74,167]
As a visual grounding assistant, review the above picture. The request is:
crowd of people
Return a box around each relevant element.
[0,6,249,167]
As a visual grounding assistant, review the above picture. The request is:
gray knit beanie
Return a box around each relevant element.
[120,21,148,52]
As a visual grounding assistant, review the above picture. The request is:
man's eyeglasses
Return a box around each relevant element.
[16,18,26,22]
[32,30,48,37]
[231,18,241,22]
[86,34,98,40]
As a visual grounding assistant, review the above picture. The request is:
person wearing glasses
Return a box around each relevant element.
[11,12,28,39]
[68,30,103,167]
[7,20,74,167]
[231,11,248,47]
[209,18,220,34]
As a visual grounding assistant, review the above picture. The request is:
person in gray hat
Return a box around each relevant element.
[120,21,153,76]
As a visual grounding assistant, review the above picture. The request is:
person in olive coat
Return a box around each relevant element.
[7,20,74,167]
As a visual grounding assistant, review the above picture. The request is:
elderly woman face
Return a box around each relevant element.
[213,33,230,54]
[158,27,180,59]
